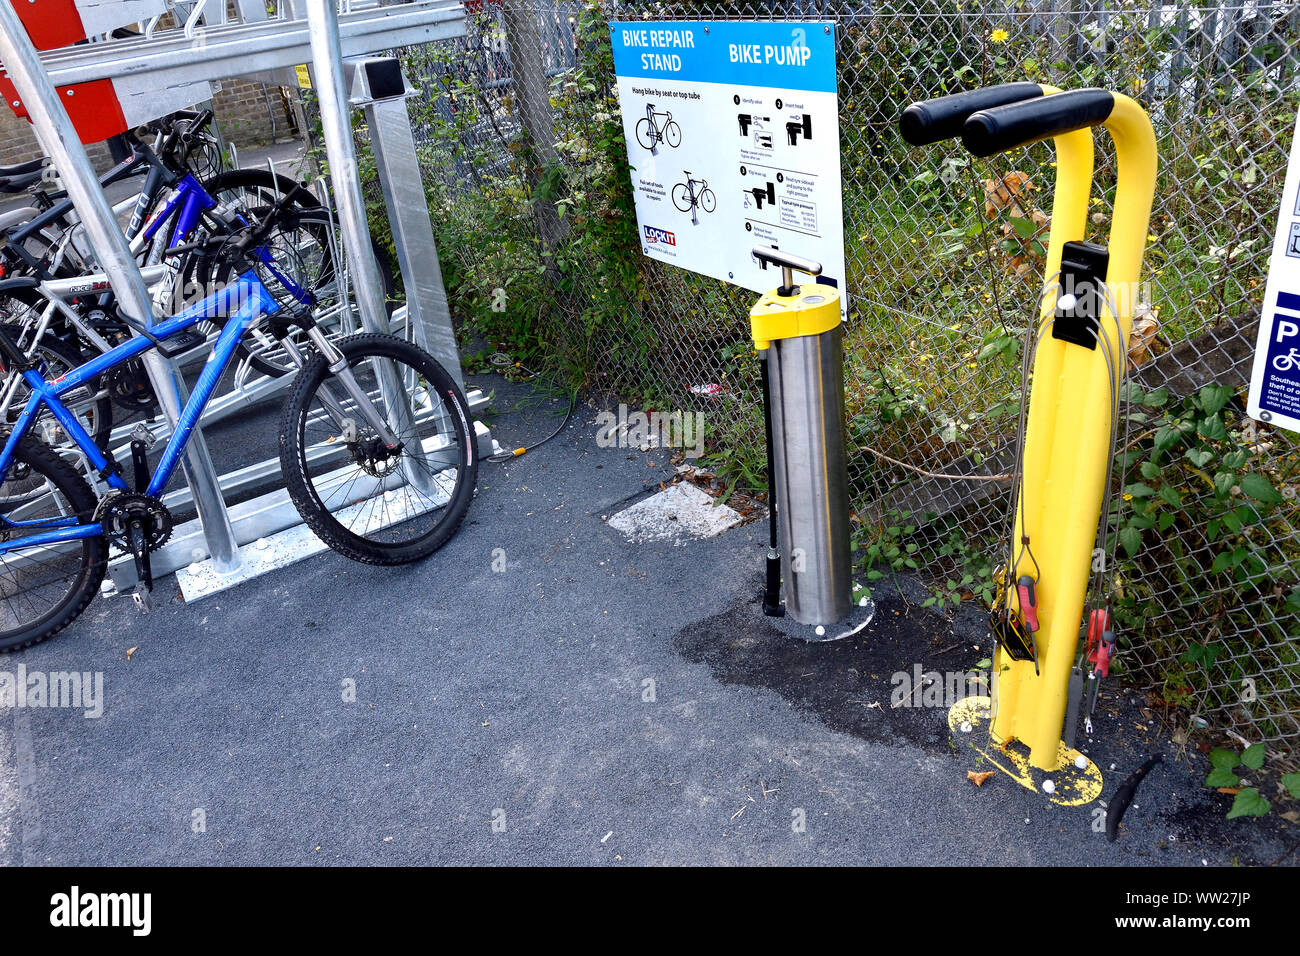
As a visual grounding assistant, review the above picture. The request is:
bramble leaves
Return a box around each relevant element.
[1226,787,1270,819]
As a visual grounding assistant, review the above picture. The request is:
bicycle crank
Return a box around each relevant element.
[94,491,173,611]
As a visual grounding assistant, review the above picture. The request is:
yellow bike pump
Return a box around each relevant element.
[902,85,1157,803]
[750,248,873,639]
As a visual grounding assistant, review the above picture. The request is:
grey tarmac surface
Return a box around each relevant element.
[0,370,1295,866]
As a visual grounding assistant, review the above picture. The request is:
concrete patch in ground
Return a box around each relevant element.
[607,481,743,543]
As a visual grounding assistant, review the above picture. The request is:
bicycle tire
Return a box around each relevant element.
[635,118,656,151]
[201,167,322,217]
[700,188,717,213]
[664,121,682,148]
[671,183,693,212]
[179,167,323,304]
[0,438,106,652]
[278,332,476,565]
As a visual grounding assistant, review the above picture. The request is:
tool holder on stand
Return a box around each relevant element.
[901,83,1156,804]
[0,0,490,600]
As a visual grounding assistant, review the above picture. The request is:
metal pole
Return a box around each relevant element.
[304,0,433,499]
[767,326,852,626]
[303,0,392,337]
[364,93,465,388]
[0,2,241,575]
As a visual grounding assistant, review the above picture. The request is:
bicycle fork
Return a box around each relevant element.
[280,327,437,498]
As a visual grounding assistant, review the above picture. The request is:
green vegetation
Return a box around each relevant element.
[359,2,1298,758]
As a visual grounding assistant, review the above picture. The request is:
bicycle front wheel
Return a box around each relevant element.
[635,118,656,151]
[671,183,693,212]
[279,333,477,565]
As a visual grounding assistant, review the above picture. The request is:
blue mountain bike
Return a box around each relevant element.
[0,212,476,652]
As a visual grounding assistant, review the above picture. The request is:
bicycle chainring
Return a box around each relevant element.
[94,491,173,553]
[106,359,158,413]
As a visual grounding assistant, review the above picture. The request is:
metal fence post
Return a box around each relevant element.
[502,0,568,265]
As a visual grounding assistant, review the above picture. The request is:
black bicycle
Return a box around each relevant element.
[672,172,716,218]
[635,103,682,151]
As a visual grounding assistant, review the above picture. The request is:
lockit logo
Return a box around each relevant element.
[50,886,151,936]
[643,225,677,246]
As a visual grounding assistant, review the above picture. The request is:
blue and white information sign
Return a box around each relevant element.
[1249,103,1300,432]
[610,21,846,307]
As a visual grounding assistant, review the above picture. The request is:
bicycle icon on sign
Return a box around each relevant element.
[672,171,716,224]
[1273,347,1300,372]
[636,103,682,153]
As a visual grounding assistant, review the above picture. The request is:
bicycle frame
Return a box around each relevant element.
[139,172,216,255]
[3,144,221,282]
[0,272,281,552]
[645,105,669,135]
[4,148,152,277]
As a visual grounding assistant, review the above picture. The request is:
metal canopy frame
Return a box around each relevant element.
[29,1,464,88]
[0,0,485,597]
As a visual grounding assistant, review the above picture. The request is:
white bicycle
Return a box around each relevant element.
[1272,347,1300,372]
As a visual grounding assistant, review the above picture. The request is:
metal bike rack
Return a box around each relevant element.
[0,0,492,599]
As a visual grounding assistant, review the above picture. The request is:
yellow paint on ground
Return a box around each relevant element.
[949,695,1102,807]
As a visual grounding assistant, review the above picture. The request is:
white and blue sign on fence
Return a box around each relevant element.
[1249,103,1300,432]
[610,21,846,307]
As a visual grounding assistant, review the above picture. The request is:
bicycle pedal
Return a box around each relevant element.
[131,587,153,613]
[156,328,206,359]
[130,423,158,450]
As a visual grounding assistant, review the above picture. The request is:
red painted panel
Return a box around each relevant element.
[8,0,89,51]
[0,74,129,144]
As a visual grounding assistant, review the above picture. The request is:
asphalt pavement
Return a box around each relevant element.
[0,370,1294,866]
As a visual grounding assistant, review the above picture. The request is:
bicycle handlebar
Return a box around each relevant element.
[962,88,1114,157]
[160,108,214,160]
[899,82,1043,146]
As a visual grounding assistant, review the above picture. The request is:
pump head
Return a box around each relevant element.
[751,246,821,296]
[748,248,839,351]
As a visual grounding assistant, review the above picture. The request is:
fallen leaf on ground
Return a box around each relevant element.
[126,646,138,661]
[968,771,995,788]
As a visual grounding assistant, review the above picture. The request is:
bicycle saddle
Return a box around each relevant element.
[0,206,38,233]
[0,159,46,195]
[0,157,47,179]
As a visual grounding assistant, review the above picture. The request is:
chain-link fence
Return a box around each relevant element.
[353,0,1300,760]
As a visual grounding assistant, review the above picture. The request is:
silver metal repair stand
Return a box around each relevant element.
[3,0,488,601]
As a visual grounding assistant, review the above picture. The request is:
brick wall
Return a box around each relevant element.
[0,80,298,171]
[212,80,298,150]
[0,108,114,169]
